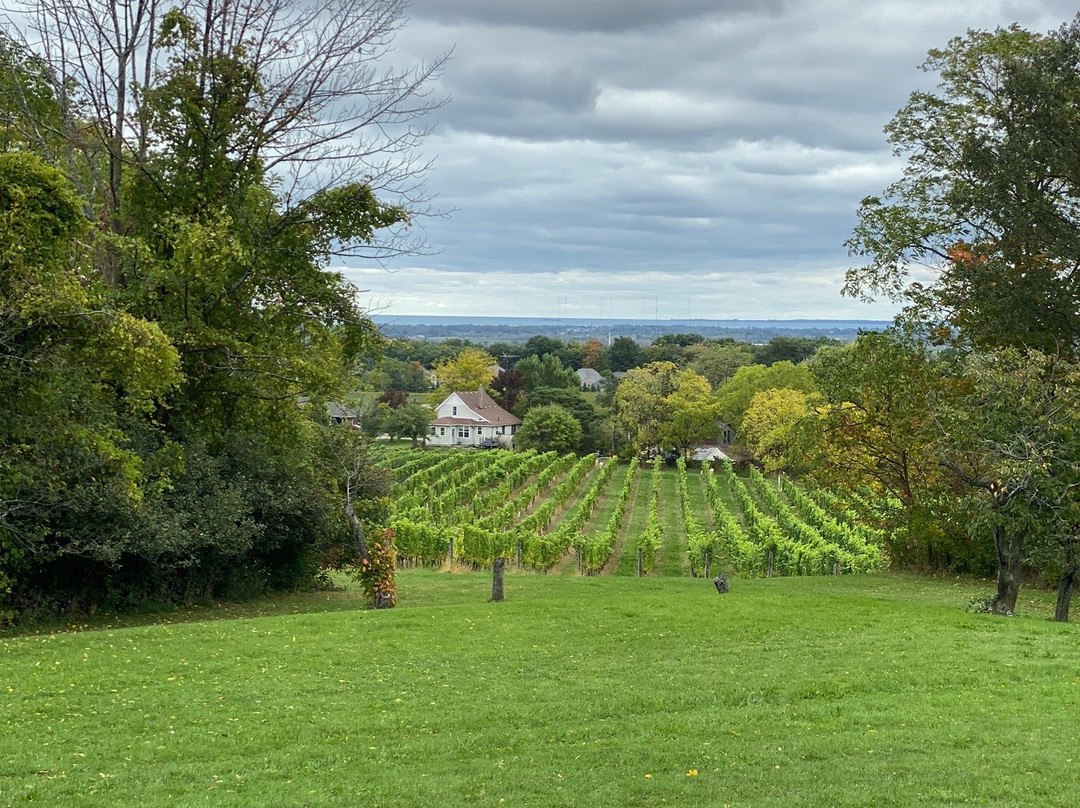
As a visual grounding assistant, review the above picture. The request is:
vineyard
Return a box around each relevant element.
[373,446,888,577]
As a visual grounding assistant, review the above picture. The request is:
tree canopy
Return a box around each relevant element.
[431,348,498,399]
[846,20,1080,353]
[716,361,817,434]
[515,405,583,455]
[0,0,440,616]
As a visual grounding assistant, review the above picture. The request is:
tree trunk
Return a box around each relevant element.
[990,523,1022,615]
[345,497,369,563]
[1054,541,1077,623]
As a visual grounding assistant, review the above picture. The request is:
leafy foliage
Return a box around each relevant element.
[740,388,814,472]
[0,1,439,616]
[716,361,817,434]
[515,405,583,455]
[431,348,497,400]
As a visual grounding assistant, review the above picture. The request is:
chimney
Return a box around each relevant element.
[477,386,484,406]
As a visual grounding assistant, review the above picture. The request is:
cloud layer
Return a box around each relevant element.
[343,0,1080,320]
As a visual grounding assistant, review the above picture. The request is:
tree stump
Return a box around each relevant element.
[491,557,505,602]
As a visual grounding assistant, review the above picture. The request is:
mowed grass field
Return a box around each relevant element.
[3,570,1079,807]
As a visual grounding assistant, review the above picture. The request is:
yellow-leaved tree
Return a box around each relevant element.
[429,347,498,403]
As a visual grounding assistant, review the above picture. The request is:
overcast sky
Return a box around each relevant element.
[342,0,1080,321]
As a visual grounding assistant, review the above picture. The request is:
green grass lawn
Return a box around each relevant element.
[3,571,1079,807]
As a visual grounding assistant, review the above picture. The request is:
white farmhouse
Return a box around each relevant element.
[428,389,522,448]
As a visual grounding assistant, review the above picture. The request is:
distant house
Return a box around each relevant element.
[575,368,604,391]
[299,397,360,427]
[429,389,522,448]
[692,445,731,463]
[326,401,359,427]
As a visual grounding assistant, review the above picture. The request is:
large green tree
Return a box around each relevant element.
[384,404,435,448]
[613,362,680,451]
[845,19,1080,613]
[935,349,1080,617]
[716,361,817,435]
[846,20,1080,351]
[515,353,578,391]
[615,363,719,455]
[688,342,754,389]
[740,388,813,473]
[0,0,441,613]
[803,333,963,569]
[660,370,720,459]
[515,405,582,455]
[608,336,644,372]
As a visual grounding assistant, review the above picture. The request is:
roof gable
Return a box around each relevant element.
[433,390,521,426]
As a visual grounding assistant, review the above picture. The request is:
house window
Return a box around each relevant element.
[429,427,436,435]
[458,426,470,438]
[452,406,457,415]
[440,427,445,436]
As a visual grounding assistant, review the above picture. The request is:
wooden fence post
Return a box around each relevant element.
[637,547,644,577]
[448,537,454,566]
[833,561,840,576]
[767,549,774,579]
[491,557,505,602]
[576,545,584,575]
[515,540,523,570]
[704,550,711,579]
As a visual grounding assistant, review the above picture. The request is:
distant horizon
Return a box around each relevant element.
[370,313,893,328]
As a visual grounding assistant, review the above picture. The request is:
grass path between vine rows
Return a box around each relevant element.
[614,466,651,576]
[3,571,1077,808]
[655,468,689,577]
[546,463,607,575]
[689,469,717,533]
[601,464,641,576]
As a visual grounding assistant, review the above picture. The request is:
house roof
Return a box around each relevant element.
[575,368,604,384]
[692,446,731,462]
[435,390,521,427]
[326,401,357,419]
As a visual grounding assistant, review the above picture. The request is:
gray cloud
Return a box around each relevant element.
[356,1,1080,319]
[407,0,784,33]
